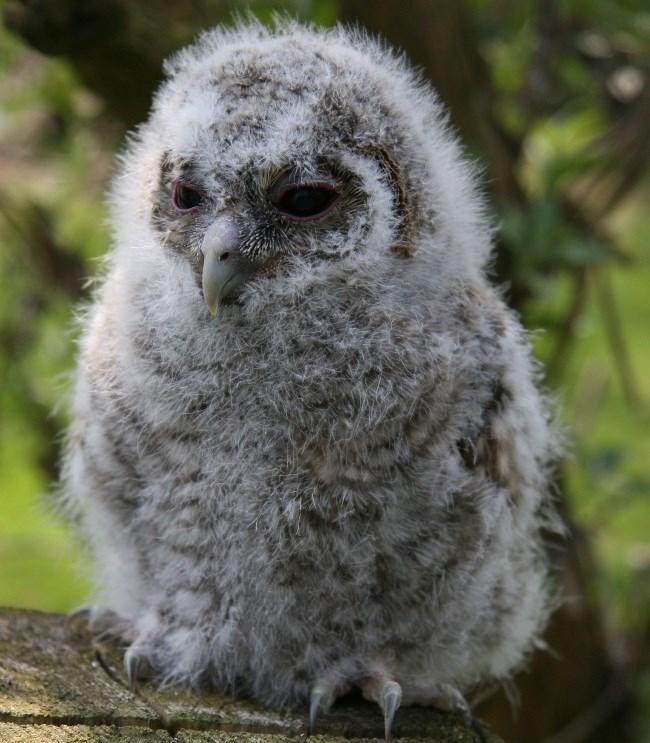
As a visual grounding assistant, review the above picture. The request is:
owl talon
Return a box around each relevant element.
[308,689,321,735]
[382,679,402,743]
[308,680,336,735]
[125,648,142,690]
[360,674,402,742]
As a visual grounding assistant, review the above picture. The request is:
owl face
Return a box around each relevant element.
[128,34,430,315]
[151,144,370,313]
[114,25,489,319]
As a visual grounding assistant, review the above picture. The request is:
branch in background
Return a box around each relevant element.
[0,195,89,481]
[0,196,86,299]
[520,0,566,120]
[594,268,642,407]
[339,0,524,209]
[540,673,633,743]
[546,265,588,384]
[2,0,228,127]
[572,82,650,218]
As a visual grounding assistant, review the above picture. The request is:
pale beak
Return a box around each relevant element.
[201,218,255,316]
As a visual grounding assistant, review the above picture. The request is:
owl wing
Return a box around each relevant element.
[456,382,522,495]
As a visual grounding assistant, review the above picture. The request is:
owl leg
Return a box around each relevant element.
[361,674,403,743]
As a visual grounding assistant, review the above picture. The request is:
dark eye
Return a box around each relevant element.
[272,184,339,221]
[172,181,204,211]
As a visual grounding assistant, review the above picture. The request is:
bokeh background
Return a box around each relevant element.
[0,1,648,741]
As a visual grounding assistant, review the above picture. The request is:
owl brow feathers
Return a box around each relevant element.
[357,143,417,258]
[313,88,415,255]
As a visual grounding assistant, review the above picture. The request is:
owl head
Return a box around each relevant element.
[109,20,491,321]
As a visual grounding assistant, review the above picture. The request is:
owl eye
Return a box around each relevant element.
[272,183,339,221]
[172,181,204,211]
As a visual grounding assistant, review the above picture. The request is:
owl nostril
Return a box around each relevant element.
[219,251,231,261]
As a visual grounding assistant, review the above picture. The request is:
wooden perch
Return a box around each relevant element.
[0,607,502,742]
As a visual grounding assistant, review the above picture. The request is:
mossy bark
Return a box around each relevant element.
[0,608,502,743]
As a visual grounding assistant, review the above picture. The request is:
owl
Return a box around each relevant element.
[63,19,560,740]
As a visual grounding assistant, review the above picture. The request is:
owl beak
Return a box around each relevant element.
[201,219,255,316]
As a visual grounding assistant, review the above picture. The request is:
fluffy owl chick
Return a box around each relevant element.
[63,19,559,737]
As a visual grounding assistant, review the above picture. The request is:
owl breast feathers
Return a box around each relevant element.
[63,19,560,734]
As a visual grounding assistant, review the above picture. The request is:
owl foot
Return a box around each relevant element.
[426,683,472,727]
[86,608,136,645]
[361,675,403,743]
[78,607,149,690]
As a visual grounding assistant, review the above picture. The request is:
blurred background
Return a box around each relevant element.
[0,0,648,741]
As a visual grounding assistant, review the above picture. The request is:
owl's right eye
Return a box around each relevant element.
[172,181,204,212]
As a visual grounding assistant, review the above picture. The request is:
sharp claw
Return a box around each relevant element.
[451,689,472,727]
[309,680,336,736]
[308,689,320,735]
[124,649,140,690]
[382,679,402,743]
[460,702,473,729]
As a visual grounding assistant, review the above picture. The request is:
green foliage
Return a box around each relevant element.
[0,22,112,609]
[470,8,650,656]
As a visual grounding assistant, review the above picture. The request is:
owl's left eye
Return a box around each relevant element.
[271,183,339,221]
[172,181,204,211]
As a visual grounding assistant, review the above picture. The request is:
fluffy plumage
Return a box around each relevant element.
[63,19,559,727]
